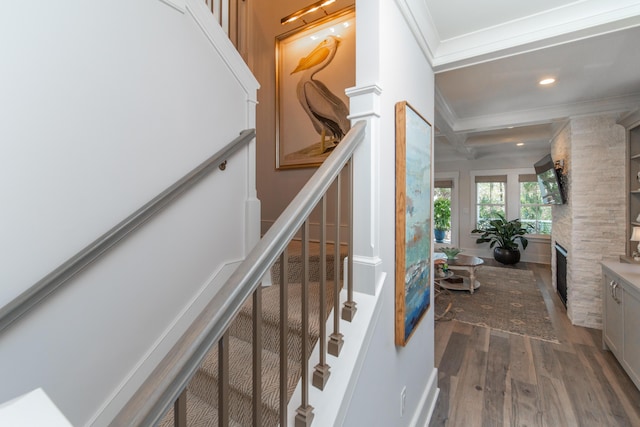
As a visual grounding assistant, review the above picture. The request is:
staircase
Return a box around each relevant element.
[159,243,345,426]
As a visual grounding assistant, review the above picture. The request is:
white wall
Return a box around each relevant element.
[0,1,258,425]
[435,152,553,264]
[341,1,438,425]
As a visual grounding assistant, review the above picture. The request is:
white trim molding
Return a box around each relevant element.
[431,0,640,71]
[158,0,186,13]
[347,83,385,297]
[185,0,259,102]
[394,0,437,66]
[411,368,439,427]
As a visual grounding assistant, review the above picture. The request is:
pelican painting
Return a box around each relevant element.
[291,36,351,153]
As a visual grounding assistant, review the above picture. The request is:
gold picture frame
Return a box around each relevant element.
[395,101,433,346]
[275,7,355,169]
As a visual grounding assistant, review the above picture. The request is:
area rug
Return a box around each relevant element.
[435,265,558,342]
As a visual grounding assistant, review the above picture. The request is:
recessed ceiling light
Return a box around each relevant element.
[516,142,524,146]
[539,78,556,85]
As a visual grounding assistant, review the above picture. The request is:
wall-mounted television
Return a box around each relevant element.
[534,154,566,205]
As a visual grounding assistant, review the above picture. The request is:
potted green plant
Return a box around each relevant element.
[471,213,532,264]
[433,198,451,243]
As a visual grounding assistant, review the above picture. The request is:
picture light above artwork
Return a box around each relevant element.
[281,0,336,25]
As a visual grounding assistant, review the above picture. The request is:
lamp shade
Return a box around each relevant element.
[631,226,640,242]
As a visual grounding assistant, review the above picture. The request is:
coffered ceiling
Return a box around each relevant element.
[422,0,640,161]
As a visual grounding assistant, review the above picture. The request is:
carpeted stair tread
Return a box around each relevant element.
[181,242,343,426]
[270,253,345,284]
[229,281,338,356]
[188,335,300,426]
[157,390,243,427]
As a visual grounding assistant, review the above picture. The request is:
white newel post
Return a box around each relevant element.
[346,84,383,296]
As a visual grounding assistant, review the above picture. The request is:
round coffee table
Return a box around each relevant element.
[436,254,484,294]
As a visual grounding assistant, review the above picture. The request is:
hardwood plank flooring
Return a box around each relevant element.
[482,334,509,427]
[429,260,640,427]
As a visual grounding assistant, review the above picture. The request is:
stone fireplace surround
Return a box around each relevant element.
[550,114,626,329]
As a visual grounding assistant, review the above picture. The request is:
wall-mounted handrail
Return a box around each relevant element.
[0,129,256,334]
[113,120,366,426]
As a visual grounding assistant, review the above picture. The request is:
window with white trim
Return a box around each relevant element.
[434,172,459,247]
[475,175,506,228]
[434,179,453,244]
[519,174,552,235]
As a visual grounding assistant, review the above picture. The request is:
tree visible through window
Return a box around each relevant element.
[520,179,552,235]
[476,176,506,228]
[434,181,452,243]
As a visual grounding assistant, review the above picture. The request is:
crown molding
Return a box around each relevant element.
[394,0,438,66]
[618,108,640,128]
[434,86,458,128]
[429,0,640,72]
[450,92,640,133]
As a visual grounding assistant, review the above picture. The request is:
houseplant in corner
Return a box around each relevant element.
[433,198,451,243]
[471,213,532,264]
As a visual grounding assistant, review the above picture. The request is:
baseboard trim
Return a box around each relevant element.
[410,367,439,427]
[88,261,241,426]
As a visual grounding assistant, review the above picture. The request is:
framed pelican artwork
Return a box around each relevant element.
[275,7,355,169]
[394,101,432,347]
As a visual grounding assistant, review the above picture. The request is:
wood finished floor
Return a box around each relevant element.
[429,260,640,427]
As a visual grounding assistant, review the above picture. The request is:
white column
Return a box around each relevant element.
[346,84,383,296]
[347,0,383,296]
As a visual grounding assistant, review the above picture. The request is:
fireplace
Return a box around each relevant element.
[555,243,567,308]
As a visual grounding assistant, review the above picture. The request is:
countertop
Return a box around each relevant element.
[601,261,640,294]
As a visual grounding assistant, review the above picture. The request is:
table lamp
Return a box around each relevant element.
[631,226,640,258]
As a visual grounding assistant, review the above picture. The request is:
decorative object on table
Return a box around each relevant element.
[630,226,640,260]
[433,198,451,242]
[394,100,432,346]
[275,7,355,169]
[433,266,559,342]
[471,213,532,265]
[438,246,461,260]
[636,213,640,223]
[435,260,449,278]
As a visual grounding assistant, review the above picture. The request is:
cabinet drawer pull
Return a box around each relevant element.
[613,282,621,304]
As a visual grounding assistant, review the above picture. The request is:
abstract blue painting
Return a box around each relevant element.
[395,101,432,346]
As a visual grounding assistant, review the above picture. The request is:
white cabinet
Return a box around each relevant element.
[603,276,623,354]
[602,262,640,391]
[623,290,640,385]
